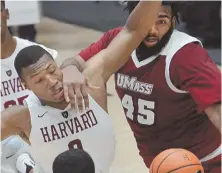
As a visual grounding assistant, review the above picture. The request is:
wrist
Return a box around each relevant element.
[60,58,83,72]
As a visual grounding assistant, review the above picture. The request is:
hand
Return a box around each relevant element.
[62,66,99,112]
[16,153,35,173]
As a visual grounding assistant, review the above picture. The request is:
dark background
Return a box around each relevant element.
[41,1,221,64]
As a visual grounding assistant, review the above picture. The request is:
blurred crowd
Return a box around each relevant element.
[8,1,221,48]
[179,1,221,48]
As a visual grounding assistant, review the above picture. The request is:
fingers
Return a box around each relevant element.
[63,77,99,112]
[63,84,70,103]
[68,84,76,108]
[74,83,84,112]
[81,84,89,110]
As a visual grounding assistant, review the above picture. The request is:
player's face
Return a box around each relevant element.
[22,55,64,103]
[1,2,9,42]
[143,6,175,48]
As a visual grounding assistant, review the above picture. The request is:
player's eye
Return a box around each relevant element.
[34,78,42,84]
[157,20,166,25]
[49,67,56,73]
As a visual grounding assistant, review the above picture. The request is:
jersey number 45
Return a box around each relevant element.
[122,94,155,125]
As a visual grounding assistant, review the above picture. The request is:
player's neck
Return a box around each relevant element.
[1,33,16,59]
[41,99,69,110]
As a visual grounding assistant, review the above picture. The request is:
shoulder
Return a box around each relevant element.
[171,43,211,67]
[2,105,30,125]
[2,105,29,117]
[107,27,123,36]
[104,27,123,42]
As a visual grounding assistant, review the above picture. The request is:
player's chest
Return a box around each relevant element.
[115,57,175,100]
[30,109,99,143]
[114,58,187,127]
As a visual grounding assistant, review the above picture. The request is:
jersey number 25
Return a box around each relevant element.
[122,94,155,125]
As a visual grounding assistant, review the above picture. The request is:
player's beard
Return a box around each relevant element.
[136,25,174,61]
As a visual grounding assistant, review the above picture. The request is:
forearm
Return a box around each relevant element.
[125,1,161,37]
[60,55,86,72]
[205,104,221,133]
[87,1,161,81]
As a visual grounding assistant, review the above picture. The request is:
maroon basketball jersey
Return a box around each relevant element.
[79,28,221,167]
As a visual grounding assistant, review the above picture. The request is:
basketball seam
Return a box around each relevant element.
[157,149,184,173]
[167,164,202,173]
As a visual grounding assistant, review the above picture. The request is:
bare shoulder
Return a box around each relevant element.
[1,105,31,140]
[2,105,30,124]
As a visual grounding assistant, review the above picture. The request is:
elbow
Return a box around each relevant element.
[122,26,147,41]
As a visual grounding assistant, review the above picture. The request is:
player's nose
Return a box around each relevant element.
[148,25,158,36]
[45,74,58,88]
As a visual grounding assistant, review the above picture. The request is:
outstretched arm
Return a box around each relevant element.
[59,1,161,110]
[1,105,30,141]
[83,1,161,82]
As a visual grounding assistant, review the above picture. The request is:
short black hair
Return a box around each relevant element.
[53,149,95,173]
[125,1,179,23]
[14,45,53,78]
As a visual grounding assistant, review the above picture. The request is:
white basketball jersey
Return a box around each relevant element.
[25,94,115,173]
[1,37,57,111]
[1,37,58,160]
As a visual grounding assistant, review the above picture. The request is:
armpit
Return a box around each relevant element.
[19,131,31,145]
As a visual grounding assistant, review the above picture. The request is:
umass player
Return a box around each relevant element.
[60,1,221,173]
[1,1,162,173]
[1,1,57,173]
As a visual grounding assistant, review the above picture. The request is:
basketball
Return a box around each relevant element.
[150,148,204,173]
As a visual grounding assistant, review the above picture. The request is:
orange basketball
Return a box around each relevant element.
[150,148,204,173]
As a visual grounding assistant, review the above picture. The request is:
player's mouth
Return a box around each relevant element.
[144,36,158,46]
[53,87,64,99]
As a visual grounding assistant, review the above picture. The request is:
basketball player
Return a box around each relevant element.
[1,1,57,173]
[1,1,162,173]
[60,1,221,173]
[53,149,95,173]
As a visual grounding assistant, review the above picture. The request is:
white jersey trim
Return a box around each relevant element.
[131,50,159,68]
[200,144,221,162]
[131,30,203,93]
[164,31,202,93]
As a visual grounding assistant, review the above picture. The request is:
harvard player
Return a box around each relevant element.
[61,1,221,173]
[1,1,57,173]
[1,1,162,173]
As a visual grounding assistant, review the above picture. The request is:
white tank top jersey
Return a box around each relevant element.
[25,93,116,173]
[1,37,58,154]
